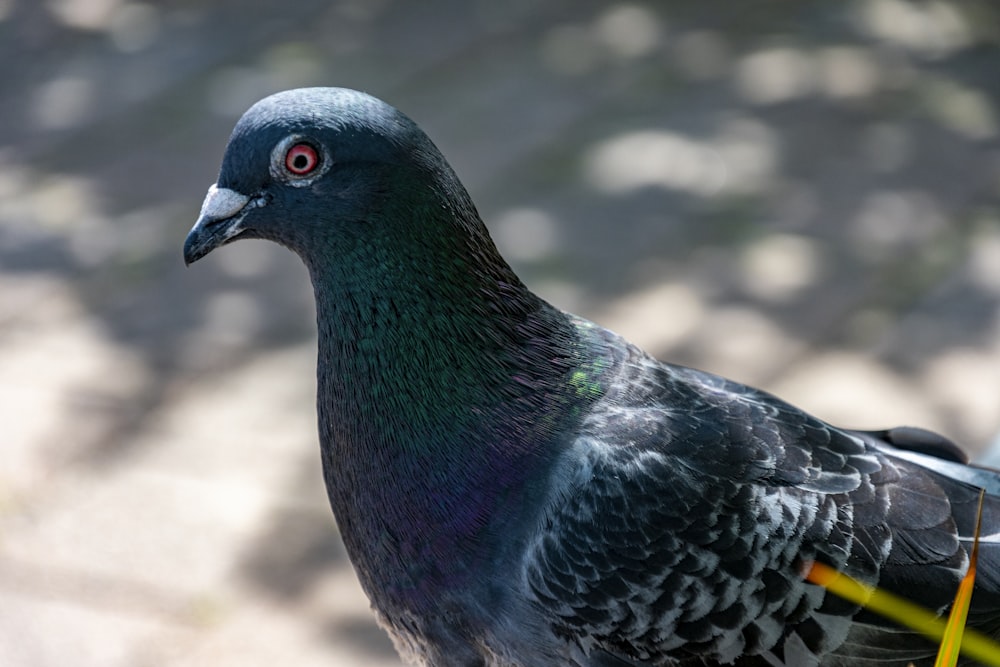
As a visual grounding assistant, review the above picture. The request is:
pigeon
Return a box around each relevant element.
[183,87,1000,667]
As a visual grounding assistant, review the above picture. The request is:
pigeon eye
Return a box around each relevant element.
[284,143,320,176]
[269,135,328,186]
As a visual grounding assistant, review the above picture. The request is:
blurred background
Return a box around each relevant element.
[2,0,1000,665]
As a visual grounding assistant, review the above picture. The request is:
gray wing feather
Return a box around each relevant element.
[523,342,1000,666]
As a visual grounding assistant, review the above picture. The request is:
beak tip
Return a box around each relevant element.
[183,249,200,267]
[183,185,254,267]
[183,216,221,266]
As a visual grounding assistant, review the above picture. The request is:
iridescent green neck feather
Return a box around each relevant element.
[302,168,604,608]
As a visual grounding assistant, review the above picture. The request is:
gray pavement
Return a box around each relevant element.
[2,1,1000,665]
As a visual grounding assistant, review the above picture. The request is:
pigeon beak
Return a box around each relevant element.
[183,184,256,265]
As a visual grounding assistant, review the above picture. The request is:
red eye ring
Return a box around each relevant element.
[284,143,320,176]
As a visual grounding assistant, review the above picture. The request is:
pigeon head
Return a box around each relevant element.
[183,87,483,270]
[182,87,560,433]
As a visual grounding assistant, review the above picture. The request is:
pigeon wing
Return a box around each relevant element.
[523,347,1000,665]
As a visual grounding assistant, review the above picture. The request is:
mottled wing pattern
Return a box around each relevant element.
[524,340,1000,666]
[829,440,1000,667]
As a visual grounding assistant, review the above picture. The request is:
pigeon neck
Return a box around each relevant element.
[306,215,592,609]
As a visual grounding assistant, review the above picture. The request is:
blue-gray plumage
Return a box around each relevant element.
[183,87,1000,667]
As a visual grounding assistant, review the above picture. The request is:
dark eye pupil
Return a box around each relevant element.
[293,154,309,169]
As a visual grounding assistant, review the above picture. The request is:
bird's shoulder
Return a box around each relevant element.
[562,322,881,493]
